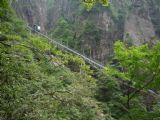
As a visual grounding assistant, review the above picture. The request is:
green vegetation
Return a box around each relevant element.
[0,1,112,119]
[50,17,75,47]
[49,17,102,56]
[82,0,109,10]
[1,0,160,120]
[96,41,160,119]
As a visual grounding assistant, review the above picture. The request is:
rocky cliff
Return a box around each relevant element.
[12,0,160,63]
[12,0,48,32]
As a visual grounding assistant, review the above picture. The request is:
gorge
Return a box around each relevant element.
[12,0,160,63]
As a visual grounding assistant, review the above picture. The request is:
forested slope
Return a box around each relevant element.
[0,0,160,120]
[12,0,160,63]
[0,1,113,119]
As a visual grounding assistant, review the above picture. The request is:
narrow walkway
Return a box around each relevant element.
[27,26,105,69]
[27,27,159,97]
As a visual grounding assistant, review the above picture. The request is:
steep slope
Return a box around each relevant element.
[1,1,160,119]
[0,1,113,119]
[12,0,160,63]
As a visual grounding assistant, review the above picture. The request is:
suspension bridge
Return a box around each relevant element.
[27,26,105,69]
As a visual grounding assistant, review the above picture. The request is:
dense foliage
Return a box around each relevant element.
[0,1,113,120]
[96,41,160,119]
[82,0,109,10]
[1,0,160,120]
[49,17,102,56]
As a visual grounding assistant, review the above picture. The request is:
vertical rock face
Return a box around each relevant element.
[12,0,160,63]
[12,0,47,32]
[123,0,157,45]
[124,14,156,45]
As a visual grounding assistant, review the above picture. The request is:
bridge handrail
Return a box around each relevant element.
[27,26,104,69]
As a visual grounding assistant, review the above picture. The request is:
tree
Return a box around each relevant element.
[112,41,160,98]
[100,41,160,119]
[82,0,109,10]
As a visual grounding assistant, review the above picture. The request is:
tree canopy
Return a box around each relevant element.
[82,0,110,10]
[1,0,160,119]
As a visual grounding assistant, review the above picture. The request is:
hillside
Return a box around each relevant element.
[12,0,160,63]
[1,0,160,120]
[0,1,113,119]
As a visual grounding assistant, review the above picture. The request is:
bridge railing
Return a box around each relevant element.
[27,26,105,69]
